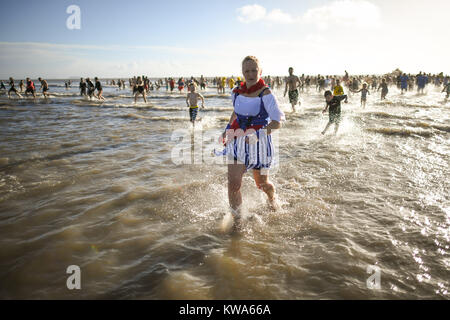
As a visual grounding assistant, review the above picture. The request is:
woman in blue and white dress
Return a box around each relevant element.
[221,56,285,225]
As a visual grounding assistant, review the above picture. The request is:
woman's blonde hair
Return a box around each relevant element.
[242,56,260,68]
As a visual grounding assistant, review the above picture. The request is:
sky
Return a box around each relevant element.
[0,0,449,78]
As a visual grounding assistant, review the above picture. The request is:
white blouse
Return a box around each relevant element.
[231,92,286,122]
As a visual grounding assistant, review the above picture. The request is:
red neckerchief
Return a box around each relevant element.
[233,78,266,94]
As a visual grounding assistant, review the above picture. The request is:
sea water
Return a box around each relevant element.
[0,80,448,299]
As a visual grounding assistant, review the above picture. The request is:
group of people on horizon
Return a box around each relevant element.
[1,71,449,104]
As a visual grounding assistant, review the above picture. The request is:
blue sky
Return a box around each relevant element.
[0,0,449,78]
[0,0,322,45]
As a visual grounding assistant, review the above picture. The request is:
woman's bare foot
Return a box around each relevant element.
[267,195,281,212]
[230,207,243,233]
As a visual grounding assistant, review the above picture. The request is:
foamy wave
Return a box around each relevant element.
[121,114,187,121]
[374,101,438,109]
[365,112,412,120]
[365,127,433,138]
[404,121,450,132]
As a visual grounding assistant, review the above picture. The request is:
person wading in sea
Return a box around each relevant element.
[284,67,301,112]
[221,56,285,230]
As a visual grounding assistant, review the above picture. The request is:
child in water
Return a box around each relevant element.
[378,78,388,100]
[442,82,450,100]
[333,79,344,96]
[351,83,370,108]
[322,90,348,135]
[186,83,205,127]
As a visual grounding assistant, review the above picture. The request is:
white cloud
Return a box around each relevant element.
[236,1,381,29]
[237,4,295,24]
[302,0,381,29]
[266,9,296,24]
[237,4,267,23]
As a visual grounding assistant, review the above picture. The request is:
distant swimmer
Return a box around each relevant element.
[416,72,427,94]
[221,77,226,94]
[0,81,5,90]
[400,73,409,94]
[228,77,235,90]
[38,77,50,98]
[333,79,344,96]
[94,77,105,101]
[343,70,349,82]
[79,78,87,96]
[378,78,388,100]
[351,83,370,108]
[25,78,36,99]
[321,90,348,135]
[216,77,222,94]
[220,56,285,230]
[178,78,185,93]
[8,77,22,98]
[134,76,147,103]
[284,67,301,112]
[200,75,206,90]
[86,78,95,100]
[236,76,242,88]
[266,75,272,88]
[186,83,205,127]
[371,76,377,90]
[442,82,450,99]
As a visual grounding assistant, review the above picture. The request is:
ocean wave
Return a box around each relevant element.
[70,99,157,109]
[404,121,450,132]
[374,101,438,109]
[120,113,229,122]
[150,105,233,112]
[432,125,450,132]
[364,112,413,120]
[121,114,187,121]
[365,127,433,138]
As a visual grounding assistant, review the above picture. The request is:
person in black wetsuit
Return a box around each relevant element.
[8,77,22,98]
[0,81,6,90]
[94,77,105,100]
[321,90,348,135]
[134,76,147,103]
[79,78,87,96]
[86,78,95,100]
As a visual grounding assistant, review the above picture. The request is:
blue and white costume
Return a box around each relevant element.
[220,87,285,170]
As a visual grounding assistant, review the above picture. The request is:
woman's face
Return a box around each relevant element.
[242,60,261,86]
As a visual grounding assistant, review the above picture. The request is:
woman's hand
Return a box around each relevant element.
[220,130,228,145]
[265,120,281,135]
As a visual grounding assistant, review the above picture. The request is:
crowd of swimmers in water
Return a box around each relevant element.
[1,70,449,106]
[1,69,449,139]
[0,70,450,100]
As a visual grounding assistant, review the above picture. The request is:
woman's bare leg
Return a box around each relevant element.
[253,169,275,202]
[228,163,246,211]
